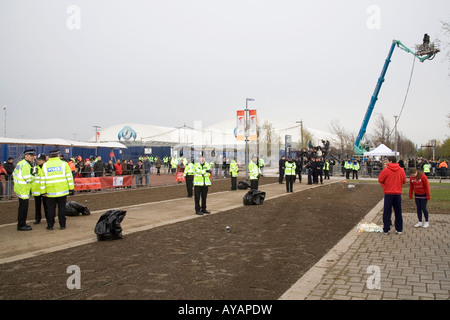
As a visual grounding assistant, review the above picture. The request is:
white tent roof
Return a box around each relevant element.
[0,137,126,149]
[363,144,398,156]
[90,120,337,148]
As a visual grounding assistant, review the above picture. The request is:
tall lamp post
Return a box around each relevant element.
[244,98,254,181]
[296,119,303,149]
[93,125,101,143]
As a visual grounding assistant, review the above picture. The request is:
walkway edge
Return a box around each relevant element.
[279,197,385,300]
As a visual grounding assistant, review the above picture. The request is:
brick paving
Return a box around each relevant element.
[281,206,450,300]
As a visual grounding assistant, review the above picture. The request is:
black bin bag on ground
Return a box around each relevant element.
[94,210,127,241]
[65,201,91,216]
[243,190,266,205]
[237,180,250,190]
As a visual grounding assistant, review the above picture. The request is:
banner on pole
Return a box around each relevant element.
[249,109,257,141]
[236,110,245,141]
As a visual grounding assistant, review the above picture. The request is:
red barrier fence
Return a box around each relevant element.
[74,176,133,191]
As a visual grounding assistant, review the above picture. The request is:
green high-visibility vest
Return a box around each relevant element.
[323,161,329,170]
[229,160,239,177]
[13,159,34,199]
[285,161,296,175]
[352,162,360,170]
[193,162,211,186]
[171,158,178,168]
[344,161,352,169]
[31,165,45,196]
[42,157,74,198]
[258,158,265,167]
[248,160,260,180]
[184,162,195,176]
[423,163,431,173]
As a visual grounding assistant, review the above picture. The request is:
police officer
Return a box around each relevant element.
[258,156,265,177]
[295,156,302,183]
[315,157,324,184]
[32,153,48,224]
[278,155,286,184]
[323,158,330,180]
[193,156,211,215]
[184,159,195,197]
[285,156,296,192]
[13,149,36,231]
[352,159,360,180]
[248,155,261,190]
[229,157,239,190]
[41,149,74,230]
[344,158,353,179]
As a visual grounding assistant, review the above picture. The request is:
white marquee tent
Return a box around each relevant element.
[363,144,398,157]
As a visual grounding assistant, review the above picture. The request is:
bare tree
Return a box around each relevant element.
[441,21,450,76]
[372,113,392,147]
[328,119,355,155]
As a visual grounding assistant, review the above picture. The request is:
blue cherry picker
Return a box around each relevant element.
[353,34,440,155]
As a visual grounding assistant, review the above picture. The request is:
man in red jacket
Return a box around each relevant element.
[378,156,407,234]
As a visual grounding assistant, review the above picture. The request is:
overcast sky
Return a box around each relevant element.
[1,0,449,147]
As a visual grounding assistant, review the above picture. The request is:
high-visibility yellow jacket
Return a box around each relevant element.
[13,159,34,199]
[423,163,431,173]
[42,157,74,197]
[193,162,211,186]
[183,162,195,177]
[323,161,330,170]
[285,161,296,175]
[258,158,265,167]
[352,162,360,170]
[248,160,260,180]
[31,165,45,197]
[171,158,178,169]
[344,161,353,169]
[229,160,239,177]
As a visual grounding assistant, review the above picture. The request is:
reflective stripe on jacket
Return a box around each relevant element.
[285,161,296,175]
[193,162,211,186]
[42,157,74,197]
[248,161,260,180]
[229,160,239,177]
[13,159,34,199]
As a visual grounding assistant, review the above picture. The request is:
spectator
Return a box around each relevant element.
[0,162,7,199]
[155,156,162,176]
[122,159,130,175]
[3,157,15,197]
[134,160,144,187]
[81,159,92,178]
[93,156,105,177]
[143,156,151,186]
[378,156,407,235]
[105,160,115,176]
[114,159,123,175]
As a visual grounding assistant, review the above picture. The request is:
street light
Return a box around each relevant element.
[296,119,303,149]
[244,98,254,181]
[93,125,101,143]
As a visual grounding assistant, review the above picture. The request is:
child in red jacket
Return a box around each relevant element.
[409,168,431,228]
[378,156,407,234]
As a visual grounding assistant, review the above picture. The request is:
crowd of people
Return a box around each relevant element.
[344,157,449,178]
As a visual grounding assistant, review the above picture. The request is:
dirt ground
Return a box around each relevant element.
[0,176,390,301]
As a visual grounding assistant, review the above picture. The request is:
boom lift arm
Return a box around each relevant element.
[353,37,439,155]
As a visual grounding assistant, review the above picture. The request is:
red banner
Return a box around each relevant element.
[74,176,133,191]
[236,110,245,141]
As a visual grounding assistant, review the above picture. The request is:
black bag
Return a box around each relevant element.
[237,180,250,190]
[94,210,127,241]
[243,190,266,205]
[65,201,91,216]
